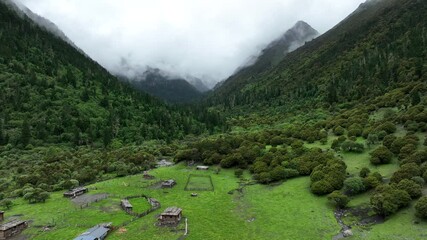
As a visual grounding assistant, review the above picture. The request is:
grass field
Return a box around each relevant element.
[185,174,214,191]
[2,135,427,239]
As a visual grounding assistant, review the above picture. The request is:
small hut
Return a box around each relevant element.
[147,198,160,208]
[73,223,112,240]
[0,212,3,222]
[120,199,133,213]
[158,207,182,226]
[63,187,88,198]
[161,179,176,188]
[196,166,209,170]
[0,220,28,240]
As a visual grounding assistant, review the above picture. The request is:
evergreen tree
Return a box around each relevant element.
[20,118,31,146]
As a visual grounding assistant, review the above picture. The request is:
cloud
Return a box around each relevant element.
[16,0,364,86]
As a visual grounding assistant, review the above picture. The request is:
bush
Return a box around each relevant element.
[283,168,300,179]
[341,140,364,153]
[0,199,12,209]
[333,126,345,136]
[311,180,334,195]
[343,177,366,195]
[234,169,244,178]
[415,197,427,219]
[359,167,371,178]
[327,191,349,208]
[370,146,393,165]
[411,176,425,186]
[396,179,422,199]
[363,175,381,189]
[391,163,421,183]
[371,185,411,216]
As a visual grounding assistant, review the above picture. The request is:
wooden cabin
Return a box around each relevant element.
[73,223,112,240]
[63,187,88,198]
[196,166,209,170]
[158,207,182,226]
[0,220,28,240]
[161,179,176,188]
[120,199,133,213]
[147,198,160,208]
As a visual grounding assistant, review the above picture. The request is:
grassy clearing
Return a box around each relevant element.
[1,164,341,240]
[1,152,425,239]
[185,175,214,191]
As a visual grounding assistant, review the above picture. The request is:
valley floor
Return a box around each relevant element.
[3,161,427,239]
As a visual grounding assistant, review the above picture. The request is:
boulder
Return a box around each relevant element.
[343,229,353,237]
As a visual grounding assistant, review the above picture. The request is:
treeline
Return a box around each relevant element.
[0,1,226,149]
[0,143,176,204]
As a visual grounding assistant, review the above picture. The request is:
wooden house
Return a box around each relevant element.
[147,198,160,208]
[196,166,209,170]
[63,187,88,198]
[158,207,182,226]
[73,223,111,240]
[0,220,28,240]
[161,179,176,188]
[120,199,133,213]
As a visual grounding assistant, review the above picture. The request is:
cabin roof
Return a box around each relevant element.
[65,187,87,195]
[73,225,110,240]
[121,199,132,208]
[0,220,26,231]
[161,207,182,216]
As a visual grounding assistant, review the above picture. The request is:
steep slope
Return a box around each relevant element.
[123,68,204,103]
[209,0,427,110]
[209,21,318,102]
[0,0,218,147]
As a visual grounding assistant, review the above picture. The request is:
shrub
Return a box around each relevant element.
[343,177,366,195]
[371,185,411,216]
[311,180,334,195]
[370,146,393,165]
[397,179,422,199]
[411,176,425,186]
[391,163,421,183]
[359,167,371,178]
[327,191,349,208]
[415,197,427,219]
[333,126,345,136]
[234,169,244,178]
[283,168,300,179]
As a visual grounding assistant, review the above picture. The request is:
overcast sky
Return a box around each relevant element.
[16,0,364,86]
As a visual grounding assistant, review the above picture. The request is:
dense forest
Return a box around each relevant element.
[208,0,427,115]
[0,0,225,149]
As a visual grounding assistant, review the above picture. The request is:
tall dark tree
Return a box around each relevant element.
[20,118,31,146]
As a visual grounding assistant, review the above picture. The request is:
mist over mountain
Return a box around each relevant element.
[119,67,206,103]
[213,21,318,90]
[4,0,80,51]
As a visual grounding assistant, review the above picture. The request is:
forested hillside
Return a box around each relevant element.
[0,0,224,148]
[122,68,204,103]
[208,0,427,112]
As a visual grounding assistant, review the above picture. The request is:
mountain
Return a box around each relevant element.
[239,20,319,73]
[208,0,427,111]
[208,21,318,102]
[123,68,204,103]
[3,0,79,50]
[0,0,221,147]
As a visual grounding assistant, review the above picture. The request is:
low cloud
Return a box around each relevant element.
[16,0,364,85]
